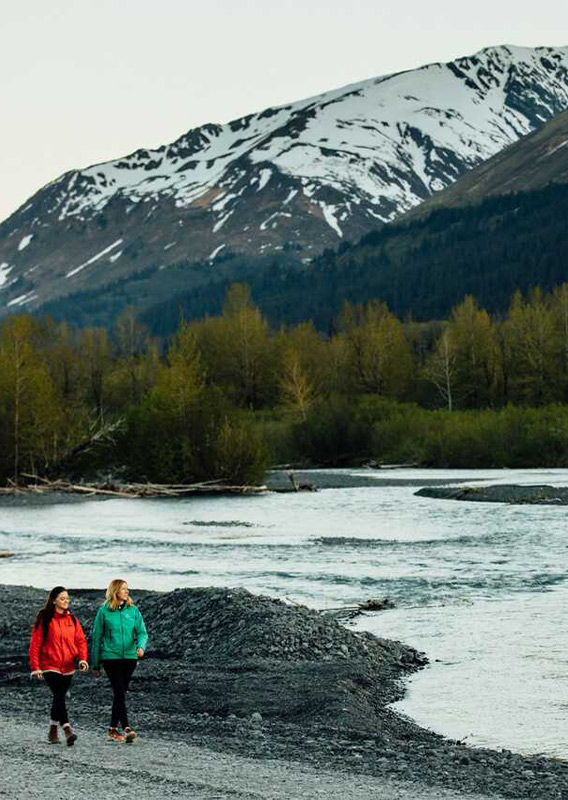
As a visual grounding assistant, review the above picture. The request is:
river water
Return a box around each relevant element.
[1,468,567,757]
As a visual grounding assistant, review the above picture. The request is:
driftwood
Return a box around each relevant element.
[0,552,15,558]
[46,419,125,478]
[321,597,396,621]
[363,461,419,470]
[17,474,268,498]
[270,472,318,493]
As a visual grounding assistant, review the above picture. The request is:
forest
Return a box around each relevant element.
[140,182,568,335]
[3,279,568,485]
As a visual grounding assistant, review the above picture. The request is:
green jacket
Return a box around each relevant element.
[90,602,148,668]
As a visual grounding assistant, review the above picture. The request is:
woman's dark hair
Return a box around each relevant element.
[34,586,67,640]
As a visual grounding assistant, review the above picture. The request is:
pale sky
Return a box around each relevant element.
[2,0,568,222]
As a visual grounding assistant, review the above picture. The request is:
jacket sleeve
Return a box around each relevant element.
[90,607,105,669]
[135,608,148,652]
[29,623,43,674]
[75,619,88,663]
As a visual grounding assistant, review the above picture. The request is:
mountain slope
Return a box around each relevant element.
[1,44,568,318]
[132,105,568,332]
[131,182,568,335]
[405,105,568,215]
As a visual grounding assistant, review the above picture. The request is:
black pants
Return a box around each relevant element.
[102,659,137,728]
[43,672,73,725]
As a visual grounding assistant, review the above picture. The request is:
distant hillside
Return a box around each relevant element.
[131,181,568,334]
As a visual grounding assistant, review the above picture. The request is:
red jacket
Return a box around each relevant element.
[29,610,88,675]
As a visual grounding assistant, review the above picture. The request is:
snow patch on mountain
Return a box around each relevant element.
[209,243,226,260]
[0,263,12,288]
[320,204,343,238]
[66,239,123,278]
[109,250,123,264]
[8,291,38,307]
[18,234,34,251]
[543,138,568,158]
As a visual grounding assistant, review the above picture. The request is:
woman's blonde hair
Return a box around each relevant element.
[105,578,133,610]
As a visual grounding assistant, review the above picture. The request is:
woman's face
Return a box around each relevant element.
[54,591,70,612]
[117,583,129,602]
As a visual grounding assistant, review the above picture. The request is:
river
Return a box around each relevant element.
[1,467,567,757]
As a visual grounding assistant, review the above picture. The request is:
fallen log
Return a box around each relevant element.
[18,474,268,498]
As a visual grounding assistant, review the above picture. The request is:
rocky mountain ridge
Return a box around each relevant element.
[1,44,568,318]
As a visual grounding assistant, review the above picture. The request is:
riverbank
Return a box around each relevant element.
[264,469,486,491]
[0,469,483,507]
[2,584,568,799]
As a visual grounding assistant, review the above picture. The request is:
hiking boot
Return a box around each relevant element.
[123,726,138,743]
[63,724,77,747]
[107,727,126,743]
[48,724,59,744]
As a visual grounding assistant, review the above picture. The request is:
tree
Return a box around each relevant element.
[503,289,556,405]
[549,283,568,401]
[280,350,316,419]
[339,300,412,398]
[192,284,277,408]
[0,316,63,482]
[445,295,500,408]
[277,322,325,417]
[78,327,112,420]
[423,329,457,411]
[106,308,158,410]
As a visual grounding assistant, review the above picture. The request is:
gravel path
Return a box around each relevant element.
[0,712,500,800]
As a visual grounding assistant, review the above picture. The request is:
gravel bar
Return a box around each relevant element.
[2,585,567,799]
[415,484,568,505]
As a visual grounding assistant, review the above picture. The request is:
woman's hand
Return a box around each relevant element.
[92,669,101,678]
[79,660,89,672]
[136,648,145,658]
[32,671,44,680]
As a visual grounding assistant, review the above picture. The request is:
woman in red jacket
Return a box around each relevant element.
[29,586,88,745]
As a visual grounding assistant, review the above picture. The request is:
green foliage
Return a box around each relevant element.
[283,395,568,469]
[214,417,269,485]
[0,316,65,483]
[292,396,374,466]
[118,387,222,484]
[9,276,568,483]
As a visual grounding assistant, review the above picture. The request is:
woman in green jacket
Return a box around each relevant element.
[91,578,148,742]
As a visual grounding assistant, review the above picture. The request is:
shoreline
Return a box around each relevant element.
[1,584,567,799]
[0,469,485,508]
[416,484,568,505]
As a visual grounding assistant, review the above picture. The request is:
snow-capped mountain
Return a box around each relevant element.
[1,44,568,316]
